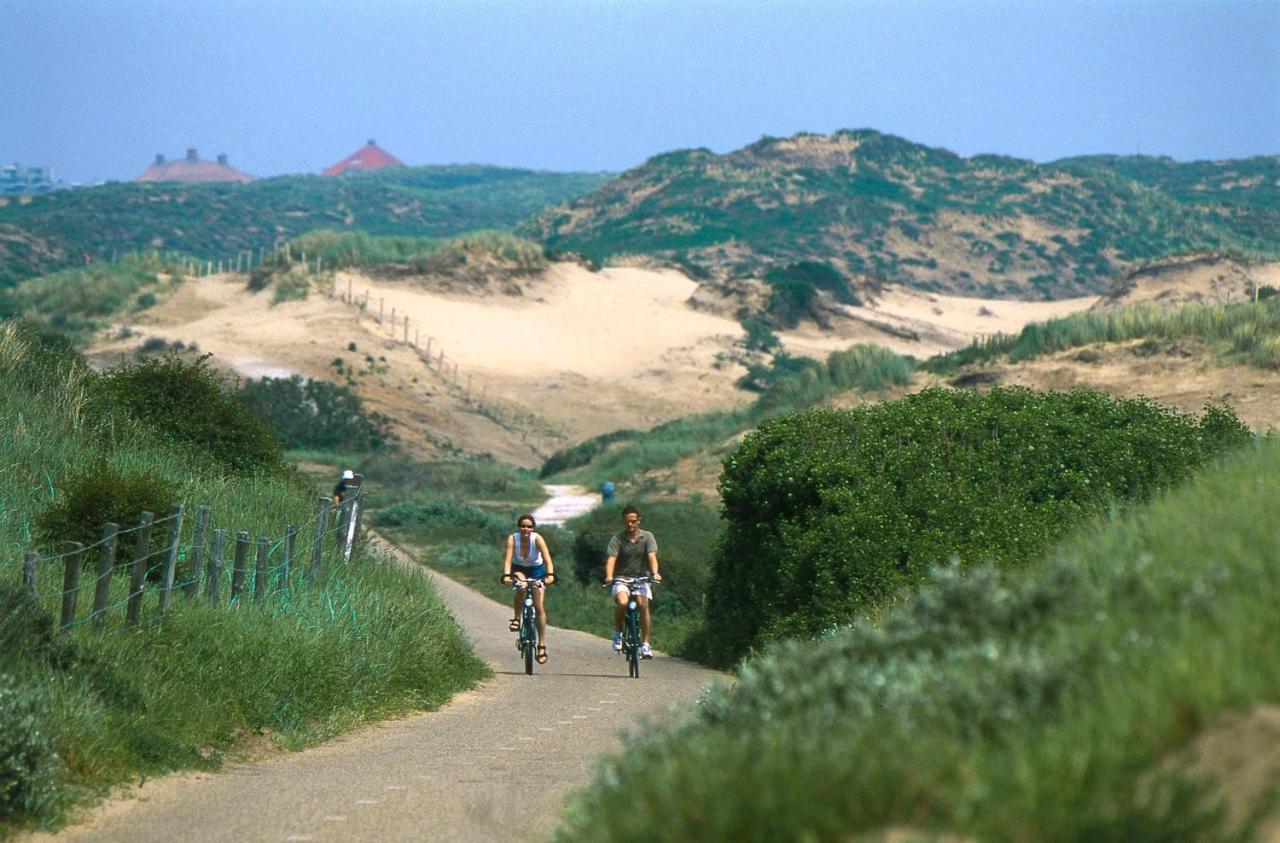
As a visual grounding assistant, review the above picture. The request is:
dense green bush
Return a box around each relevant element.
[702,387,1251,663]
[739,317,780,352]
[0,674,62,823]
[89,354,286,476]
[540,429,640,478]
[33,463,178,570]
[554,435,1280,843]
[373,498,510,542]
[239,375,394,452]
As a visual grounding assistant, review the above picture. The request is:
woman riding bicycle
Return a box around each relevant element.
[501,514,555,664]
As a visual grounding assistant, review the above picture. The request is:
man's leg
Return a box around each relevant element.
[613,589,628,632]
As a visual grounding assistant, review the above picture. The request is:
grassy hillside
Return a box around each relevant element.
[1057,153,1280,244]
[924,297,1280,374]
[0,324,486,832]
[0,165,609,287]
[554,435,1278,842]
[526,129,1278,299]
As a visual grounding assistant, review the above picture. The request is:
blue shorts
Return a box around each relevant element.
[511,563,546,581]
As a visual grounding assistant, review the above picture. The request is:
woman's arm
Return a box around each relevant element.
[502,534,515,578]
[536,534,554,577]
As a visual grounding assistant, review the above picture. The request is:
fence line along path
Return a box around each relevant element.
[36,533,723,843]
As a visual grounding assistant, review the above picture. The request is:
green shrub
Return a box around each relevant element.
[702,387,1251,664]
[540,429,641,479]
[88,354,286,476]
[764,278,817,328]
[33,463,178,570]
[553,435,1280,843]
[0,672,63,823]
[270,270,312,305]
[239,375,394,452]
[374,498,510,542]
[740,317,780,352]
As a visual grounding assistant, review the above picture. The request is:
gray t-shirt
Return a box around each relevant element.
[606,529,658,576]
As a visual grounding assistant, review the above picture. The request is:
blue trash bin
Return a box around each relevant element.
[600,481,615,503]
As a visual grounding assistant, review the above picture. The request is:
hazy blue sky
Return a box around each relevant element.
[3,0,1277,183]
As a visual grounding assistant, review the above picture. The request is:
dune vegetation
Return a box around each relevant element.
[925,297,1280,374]
[0,323,486,832]
[554,413,1274,842]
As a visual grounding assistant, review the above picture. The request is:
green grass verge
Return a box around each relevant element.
[0,325,488,832]
[551,437,1280,841]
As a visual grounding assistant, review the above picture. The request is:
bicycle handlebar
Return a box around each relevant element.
[505,576,549,589]
[603,575,659,588]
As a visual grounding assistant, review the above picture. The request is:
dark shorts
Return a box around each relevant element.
[511,563,546,581]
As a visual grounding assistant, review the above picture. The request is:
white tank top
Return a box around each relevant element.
[512,531,543,567]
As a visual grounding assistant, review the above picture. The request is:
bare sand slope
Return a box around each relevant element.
[89,263,1101,466]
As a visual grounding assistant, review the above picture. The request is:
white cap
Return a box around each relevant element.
[342,469,354,480]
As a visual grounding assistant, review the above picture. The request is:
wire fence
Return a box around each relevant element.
[14,478,367,635]
[326,275,556,438]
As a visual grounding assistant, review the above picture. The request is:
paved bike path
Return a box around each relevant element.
[37,535,722,843]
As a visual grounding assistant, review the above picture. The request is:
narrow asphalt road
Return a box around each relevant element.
[36,531,722,843]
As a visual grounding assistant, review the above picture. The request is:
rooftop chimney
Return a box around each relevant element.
[216,153,228,166]
[155,153,165,165]
[367,138,376,147]
[186,148,198,163]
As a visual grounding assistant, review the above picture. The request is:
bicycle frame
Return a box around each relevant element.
[510,578,545,675]
[610,576,653,678]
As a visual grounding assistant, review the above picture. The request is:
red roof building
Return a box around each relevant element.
[134,148,253,183]
[322,139,404,176]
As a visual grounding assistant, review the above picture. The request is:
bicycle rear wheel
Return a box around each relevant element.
[625,612,641,678]
[523,614,536,675]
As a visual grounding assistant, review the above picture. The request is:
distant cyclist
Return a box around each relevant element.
[501,514,555,664]
[603,504,661,659]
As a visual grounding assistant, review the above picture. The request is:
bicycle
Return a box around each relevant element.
[606,576,655,678]
[504,575,547,675]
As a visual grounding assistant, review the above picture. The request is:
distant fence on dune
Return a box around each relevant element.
[326,274,558,443]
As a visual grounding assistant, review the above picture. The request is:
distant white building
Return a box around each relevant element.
[1,163,57,194]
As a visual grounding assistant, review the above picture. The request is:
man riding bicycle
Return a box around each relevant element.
[603,505,661,659]
[501,514,555,664]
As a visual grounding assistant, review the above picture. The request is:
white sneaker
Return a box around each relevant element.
[612,632,623,652]
[640,642,654,659]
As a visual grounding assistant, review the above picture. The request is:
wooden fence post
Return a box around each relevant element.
[253,537,269,601]
[91,523,119,629]
[342,478,364,564]
[184,505,211,599]
[230,531,250,601]
[23,551,38,601]
[205,529,226,602]
[308,497,329,581]
[158,504,185,615]
[125,512,155,628]
[282,524,298,591]
[379,298,384,324]
[404,317,409,343]
[60,542,85,631]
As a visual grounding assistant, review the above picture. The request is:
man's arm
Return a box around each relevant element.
[647,551,660,580]
[603,555,617,583]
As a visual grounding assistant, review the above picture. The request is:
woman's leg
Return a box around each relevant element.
[533,585,548,641]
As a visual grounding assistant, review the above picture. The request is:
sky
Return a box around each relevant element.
[2,0,1277,184]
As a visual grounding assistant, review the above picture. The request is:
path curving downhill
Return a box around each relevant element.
[530,484,601,527]
[37,532,721,843]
